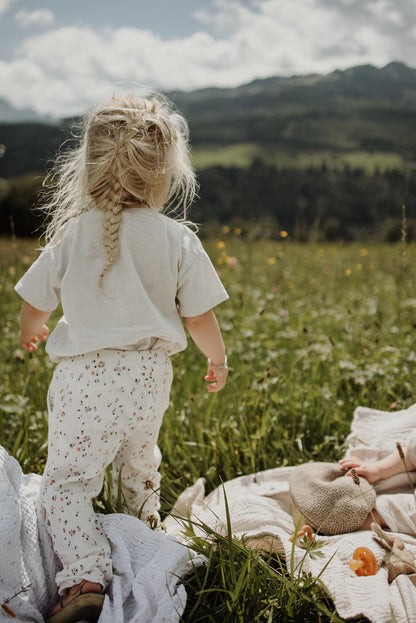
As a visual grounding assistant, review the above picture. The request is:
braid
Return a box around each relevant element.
[98,175,124,285]
[76,92,197,287]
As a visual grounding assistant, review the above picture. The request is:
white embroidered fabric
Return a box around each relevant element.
[0,447,197,623]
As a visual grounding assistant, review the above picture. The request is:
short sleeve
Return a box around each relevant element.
[15,242,62,312]
[176,227,228,317]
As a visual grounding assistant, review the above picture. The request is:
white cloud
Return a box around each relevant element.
[0,0,15,18]
[0,0,414,118]
[14,8,55,29]
[194,0,254,37]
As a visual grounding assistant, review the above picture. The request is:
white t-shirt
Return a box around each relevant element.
[15,207,229,361]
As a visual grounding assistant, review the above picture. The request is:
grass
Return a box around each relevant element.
[191,143,406,172]
[2,233,416,621]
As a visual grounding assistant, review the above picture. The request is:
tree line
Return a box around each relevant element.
[1,161,415,241]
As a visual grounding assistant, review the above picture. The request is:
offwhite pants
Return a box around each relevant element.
[40,349,172,593]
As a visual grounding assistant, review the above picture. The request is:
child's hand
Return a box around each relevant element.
[205,358,228,392]
[20,324,50,352]
[339,456,380,483]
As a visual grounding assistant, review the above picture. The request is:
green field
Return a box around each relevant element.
[2,235,416,621]
[192,143,406,172]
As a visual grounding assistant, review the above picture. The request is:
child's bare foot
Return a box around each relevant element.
[47,580,103,622]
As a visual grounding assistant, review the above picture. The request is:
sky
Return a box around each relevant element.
[0,0,415,118]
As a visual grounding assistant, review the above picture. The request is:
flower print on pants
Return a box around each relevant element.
[40,349,172,593]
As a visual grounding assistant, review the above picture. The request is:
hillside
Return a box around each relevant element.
[171,62,416,162]
[0,62,415,177]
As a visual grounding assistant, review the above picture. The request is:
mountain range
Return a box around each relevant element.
[1,61,415,177]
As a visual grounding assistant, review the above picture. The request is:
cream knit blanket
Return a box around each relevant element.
[165,403,416,623]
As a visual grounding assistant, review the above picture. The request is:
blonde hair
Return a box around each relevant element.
[41,93,197,281]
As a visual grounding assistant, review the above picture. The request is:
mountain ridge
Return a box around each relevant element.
[1,61,415,124]
[1,62,415,177]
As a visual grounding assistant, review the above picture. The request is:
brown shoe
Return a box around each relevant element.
[46,580,104,623]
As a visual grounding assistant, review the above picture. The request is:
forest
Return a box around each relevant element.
[1,163,414,241]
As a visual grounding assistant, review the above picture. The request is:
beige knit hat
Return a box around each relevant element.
[289,462,376,535]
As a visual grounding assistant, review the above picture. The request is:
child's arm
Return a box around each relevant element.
[183,309,228,393]
[19,301,51,352]
[339,448,416,484]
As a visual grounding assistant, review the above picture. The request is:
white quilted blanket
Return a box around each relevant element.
[165,404,416,623]
[0,447,197,623]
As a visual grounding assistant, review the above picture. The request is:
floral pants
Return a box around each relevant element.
[40,349,173,593]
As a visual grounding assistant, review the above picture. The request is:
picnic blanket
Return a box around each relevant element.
[0,446,197,623]
[164,403,416,623]
[2,403,416,623]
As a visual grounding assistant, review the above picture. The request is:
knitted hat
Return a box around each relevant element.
[289,462,376,535]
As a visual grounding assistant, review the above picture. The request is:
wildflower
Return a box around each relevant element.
[14,350,25,362]
[234,227,242,236]
[350,468,360,486]
[227,256,238,269]
[267,257,276,265]
[280,230,288,238]
[8,266,16,276]
[360,249,368,257]
[396,442,405,460]
[222,225,230,234]
[350,467,382,532]
[280,309,288,318]
[345,268,352,276]
[216,241,226,249]
[1,585,31,621]
[395,442,415,500]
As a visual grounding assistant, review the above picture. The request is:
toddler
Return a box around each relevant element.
[15,93,229,622]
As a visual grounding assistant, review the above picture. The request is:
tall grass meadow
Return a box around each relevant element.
[2,231,416,621]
